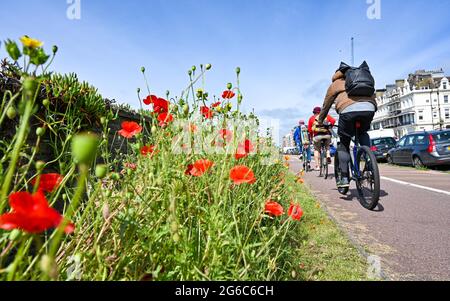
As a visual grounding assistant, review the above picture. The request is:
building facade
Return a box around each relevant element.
[282,129,296,149]
[372,69,450,138]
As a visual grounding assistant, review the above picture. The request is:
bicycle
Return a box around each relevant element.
[318,139,330,179]
[301,144,311,172]
[314,123,333,180]
[334,121,380,210]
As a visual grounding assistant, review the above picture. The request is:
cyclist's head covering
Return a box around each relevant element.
[313,107,321,114]
[298,120,305,125]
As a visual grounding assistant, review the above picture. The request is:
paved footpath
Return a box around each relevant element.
[288,157,450,280]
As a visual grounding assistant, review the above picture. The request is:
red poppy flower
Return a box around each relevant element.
[189,123,198,133]
[0,190,74,234]
[118,121,143,139]
[288,204,304,221]
[153,98,169,114]
[222,90,236,99]
[185,164,194,175]
[200,106,214,119]
[235,139,255,159]
[265,201,284,217]
[124,163,137,170]
[31,173,63,193]
[141,145,157,157]
[230,165,257,185]
[158,112,174,127]
[189,159,214,177]
[143,95,158,106]
[212,102,222,108]
[219,129,233,143]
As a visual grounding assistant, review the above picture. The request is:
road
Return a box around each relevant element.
[288,157,450,281]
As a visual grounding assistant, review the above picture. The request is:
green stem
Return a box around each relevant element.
[6,235,29,281]
[47,164,89,272]
[0,94,35,213]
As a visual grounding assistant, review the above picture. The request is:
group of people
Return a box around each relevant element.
[293,107,336,172]
[293,61,377,188]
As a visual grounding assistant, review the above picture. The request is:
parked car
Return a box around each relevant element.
[370,137,397,161]
[387,130,450,168]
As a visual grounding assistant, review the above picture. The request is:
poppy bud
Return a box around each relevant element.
[95,165,107,179]
[36,127,45,137]
[52,45,58,54]
[62,194,67,201]
[236,67,241,74]
[226,103,232,111]
[102,203,110,220]
[238,94,243,104]
[23,77,38,97]
[141,67,146,73]
[151,125,157,134]
[188,70,192,76]
[40,255,57,279]
[71,133,100,165]
[191,65,196,72]
[227,83,232,90]
[111,172,120,181]
[6,106,17,119]
[42,99,50,108]
[170,221,178,233]
[8,229,21,241]
[100,117,107,125]
[35,160,45,171]
[137,88,141,94]
[206,64,212,70]
[181,106,189,117]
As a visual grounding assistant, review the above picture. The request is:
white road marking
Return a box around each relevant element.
[380,176,450,196]
[289,157,450,196]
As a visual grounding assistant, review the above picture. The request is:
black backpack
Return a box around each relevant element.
[338,61,375,97]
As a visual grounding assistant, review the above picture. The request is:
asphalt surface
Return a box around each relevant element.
[289,158,450,281]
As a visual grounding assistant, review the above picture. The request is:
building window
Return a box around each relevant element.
[426,99,430,103]
[433,112,438,118]
[446,109,450,120]
[444,83,448,90]
[445,95,449,104]
[418,110,424,121]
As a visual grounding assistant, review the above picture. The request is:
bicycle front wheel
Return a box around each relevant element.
[355,146,380,210]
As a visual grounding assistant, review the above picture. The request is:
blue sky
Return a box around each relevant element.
[1,0,450,138]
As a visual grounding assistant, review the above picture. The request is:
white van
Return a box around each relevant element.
[368,129,397,140]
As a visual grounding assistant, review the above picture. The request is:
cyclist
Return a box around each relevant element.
[308,107,336,171]
[293,120,311,169]
[316,63,377,188]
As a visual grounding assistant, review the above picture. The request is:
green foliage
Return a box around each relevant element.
[45,73,107,121]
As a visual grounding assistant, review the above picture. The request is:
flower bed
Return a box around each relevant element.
[0,37,368,281]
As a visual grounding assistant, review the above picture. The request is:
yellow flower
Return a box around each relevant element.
[20,36,43,48]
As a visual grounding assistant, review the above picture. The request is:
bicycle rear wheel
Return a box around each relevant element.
[319,150,325,177]
[355,146,380,210]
